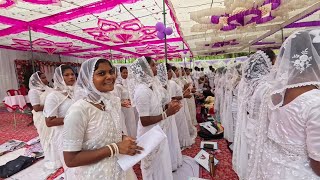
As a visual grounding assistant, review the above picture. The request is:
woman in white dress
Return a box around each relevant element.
[43,65,76,171]
[168,67,193,148]
[184,68,198,125]
[232,51,272,179]
[115,66,138,138]
[63,58,141,180]
[127,57,181,180]
[28,71,53,167]
[156,63,183,171]
[249,29,320,180]
[172,66,197,143]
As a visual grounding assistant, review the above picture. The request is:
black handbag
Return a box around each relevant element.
[0,156,35,178]
[198,126,224,140]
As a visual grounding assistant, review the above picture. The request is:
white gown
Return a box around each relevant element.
[185,75,198,125]
[134,84,173,180]
[28,88,53,167]
[168,80,193,148]
[164,80,183,171]
[260,89,320,180]
[63,98,137,180]
[115,83,138,138]
[43,91,74,171]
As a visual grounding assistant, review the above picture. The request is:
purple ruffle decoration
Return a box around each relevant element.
[211,16,220,24]
[228,9,261,26]
[209,0,281,31]
[256,15,275,24]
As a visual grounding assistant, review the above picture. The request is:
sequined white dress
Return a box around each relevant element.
[261,89,320,180]
[63,97,130,180]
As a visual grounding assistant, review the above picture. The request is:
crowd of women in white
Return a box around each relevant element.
[214,29,320,179]
[27,54,199,178]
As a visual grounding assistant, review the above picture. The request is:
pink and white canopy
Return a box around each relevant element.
[0,0,190,60]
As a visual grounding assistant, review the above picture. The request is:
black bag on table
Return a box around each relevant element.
[0,156,35,178]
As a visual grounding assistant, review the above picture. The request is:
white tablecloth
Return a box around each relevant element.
[3,95,30,112]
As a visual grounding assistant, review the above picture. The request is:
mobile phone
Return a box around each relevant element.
[203,144,214,149]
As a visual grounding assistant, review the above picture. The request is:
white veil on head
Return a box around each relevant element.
[156,63,168,87]
[29,71,47,91]
[269,28,320,109]
[53,65,75,97]
[74,58,118,105]
[127,56,156,106]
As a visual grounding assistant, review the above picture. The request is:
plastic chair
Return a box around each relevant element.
[6,89,19,96]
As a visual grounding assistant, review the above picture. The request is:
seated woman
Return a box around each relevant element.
[63,58,142,179]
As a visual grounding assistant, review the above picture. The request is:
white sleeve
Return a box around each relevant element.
[134,86,152,117]
[174,82,183,97]
[306,103,320,161]
[63,102,86,152]
[43,92,60,118]
[28,89,40,106]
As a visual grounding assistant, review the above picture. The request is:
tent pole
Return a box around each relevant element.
[162,0,168,63]
[281,28,284,43]
[28,26,35,73]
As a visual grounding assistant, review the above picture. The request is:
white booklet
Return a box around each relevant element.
[194,150,219,172]
[117,125,167,171]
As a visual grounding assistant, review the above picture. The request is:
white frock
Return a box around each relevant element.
[168,80,193,148]
[134,84,173,180]
[260,89,320,180]
[63,98,137,180]
[28,88,54,167]
[115,83,138,138]
[43,91,74,171]
[185,76,198,125]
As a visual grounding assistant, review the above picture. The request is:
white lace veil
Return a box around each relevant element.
[268,29,320,109]
[127,56,159,107]
[53,65,75,98]
[29,71,47,91]
[74,58,118,105]
[156,63,168,87]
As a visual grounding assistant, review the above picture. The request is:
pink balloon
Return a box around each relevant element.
[157,31,165,40]
[164,27,173,35]
[155,22,165,32]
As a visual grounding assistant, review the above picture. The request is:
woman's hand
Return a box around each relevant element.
[121,99,131,108]
[183,89,192,99]
[116,137,143,156]
[166,100,182,116]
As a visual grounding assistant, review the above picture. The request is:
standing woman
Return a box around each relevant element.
[157,63,183,171]
[115,66,138,138]
[168,66,193,148]
[251,29,320,179]
[185,68,198,125]
[28,72,53,167]
[43,65,76,170]
[127,57,181,180]
[172,66,197,143]
[63,58,141,179]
